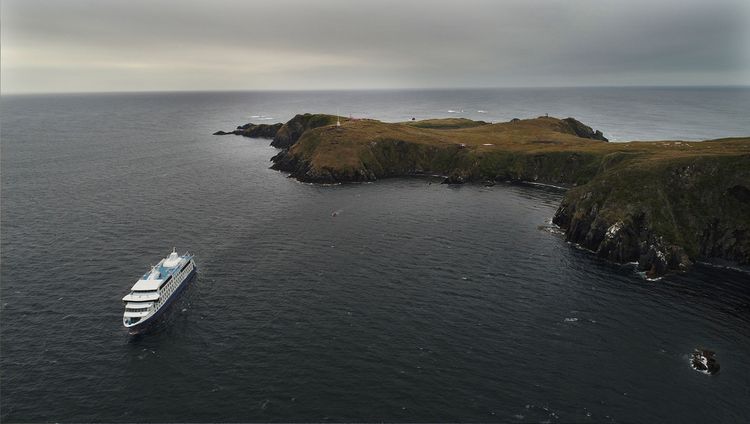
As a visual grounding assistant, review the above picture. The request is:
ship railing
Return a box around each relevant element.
[126,293,159,301]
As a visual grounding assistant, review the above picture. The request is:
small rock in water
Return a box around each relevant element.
[441,172,466,184]
[691,348,720,374]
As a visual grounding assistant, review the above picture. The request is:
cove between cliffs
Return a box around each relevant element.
[215,113,750,278]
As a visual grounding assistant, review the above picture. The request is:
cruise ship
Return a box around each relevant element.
[122,249,196,332]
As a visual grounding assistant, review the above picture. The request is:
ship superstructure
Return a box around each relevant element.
[122,249,195,331]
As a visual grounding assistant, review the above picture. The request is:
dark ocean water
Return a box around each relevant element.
[1,88,750,423]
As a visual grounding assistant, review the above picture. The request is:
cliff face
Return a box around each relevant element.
[553,152,750,276]
[214,122,282,138]
[272,138,471,183]
[237,122,282,138]
[270,142,607,186]
[561,118,609,141]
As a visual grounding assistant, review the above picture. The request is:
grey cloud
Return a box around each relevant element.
[1,0,748,93]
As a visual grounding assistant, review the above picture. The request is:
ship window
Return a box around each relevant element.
[127,307,150,312]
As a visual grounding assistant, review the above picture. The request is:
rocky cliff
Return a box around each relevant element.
[552,149,750,276]
[214,122,282,139]
[217,113,750,276]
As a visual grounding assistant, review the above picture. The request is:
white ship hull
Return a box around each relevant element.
[123,251,196,333]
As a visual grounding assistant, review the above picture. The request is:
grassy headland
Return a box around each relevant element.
[217,113,750,276]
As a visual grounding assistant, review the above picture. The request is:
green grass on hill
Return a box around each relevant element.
[284,115,750,185]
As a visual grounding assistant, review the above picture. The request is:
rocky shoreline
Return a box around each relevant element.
[552,150,750,277]
[213,122,282,138]
[215,113,750,277]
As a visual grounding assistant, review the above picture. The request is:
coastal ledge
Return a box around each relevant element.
[215,113,750,277]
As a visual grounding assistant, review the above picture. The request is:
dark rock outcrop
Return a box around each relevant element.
[236,122,282,139]
[441,172,467,184]
[562,117,608,141]
[552,199,692,276]
[270,148,377,183]
[270,149,307,177]
[213,122,282,139]
[691,349,720,375]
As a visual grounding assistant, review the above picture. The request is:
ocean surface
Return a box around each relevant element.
[1,87,750,423]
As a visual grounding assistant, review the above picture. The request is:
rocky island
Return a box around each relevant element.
[215,113,750,277]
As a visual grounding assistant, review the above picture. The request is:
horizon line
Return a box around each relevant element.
[2,84,749,97]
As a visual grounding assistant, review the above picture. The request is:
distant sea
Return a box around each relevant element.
[2,87,750,423]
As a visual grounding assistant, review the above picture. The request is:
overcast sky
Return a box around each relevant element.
[1,0,748,93]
